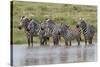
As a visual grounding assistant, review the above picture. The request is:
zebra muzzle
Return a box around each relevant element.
[18,26,22,30]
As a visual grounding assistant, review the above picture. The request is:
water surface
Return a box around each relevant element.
[12,42,97,66]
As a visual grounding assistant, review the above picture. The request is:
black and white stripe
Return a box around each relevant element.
[18,16,40,48]
[60,23,81,46]
[77,18,95,45]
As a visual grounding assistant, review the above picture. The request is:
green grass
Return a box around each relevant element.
[11,1,97,44]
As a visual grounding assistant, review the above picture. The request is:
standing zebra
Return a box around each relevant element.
[52,24,61,45]
[44,18,61,46]
[77,18,95,45]
[18,16,39,48]
[60,23,81,46]
[39,22,49,46]
[39,18,61,46]
[45,18,56,37]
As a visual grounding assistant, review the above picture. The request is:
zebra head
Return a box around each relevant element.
[60,23,69,35]
[44,18,55,33]
[77,18,87,29]
[60,23,69,30]
[18,16,30,31]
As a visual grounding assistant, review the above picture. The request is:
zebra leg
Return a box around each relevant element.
[42,38,45,46]
[53,39,56,46]
[45,40,47,45]
[46,37,49,45]
[69,40,71,46]
[42,37,46,46]
[65,40,68,47]
[27,34,30,48]
[53,36,56,46]
[78,40,80,46]
[90,38,93,44]
[31,36,33,48]
[57,35,60,45]
[55,36,58,45]
[85,39,87,46]
[40,37,43,46]
[55,36,59,46]
[27,38,30,48]
[45,37,47,45]
[88,37,92,44]
[76,38,80,46]
[44,37,47,45]
[57,38,59,46]
[40,40,42,46]
[80,35,83,41]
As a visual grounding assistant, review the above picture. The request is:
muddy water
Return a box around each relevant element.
[12,42,97,66]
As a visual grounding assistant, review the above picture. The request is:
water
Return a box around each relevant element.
[12,42,97,66]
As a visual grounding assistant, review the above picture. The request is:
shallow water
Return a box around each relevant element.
[12,42,97,66]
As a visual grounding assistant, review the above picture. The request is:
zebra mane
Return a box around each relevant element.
[45,18,55,25]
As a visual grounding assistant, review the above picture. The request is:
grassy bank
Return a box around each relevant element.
[11,1,97,44]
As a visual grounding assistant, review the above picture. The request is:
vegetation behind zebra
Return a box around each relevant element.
[12,1,97,44]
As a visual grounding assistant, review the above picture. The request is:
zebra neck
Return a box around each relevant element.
[24,22,29,31]
[62,29,68,36]
[24,18,30,31]
[81,25,87,33]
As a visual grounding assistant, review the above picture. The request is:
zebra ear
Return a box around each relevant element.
[21,16,28,21]
[21,16,25,21]
[29,18,32,21]
[67,25,70,28]
[79,17,86,24]
[22,16,25,19]
[45,17,49,20]
[80,17,84,21]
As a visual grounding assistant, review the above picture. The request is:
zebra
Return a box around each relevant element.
[18,16,39,48]
[38,18,61,46]
[60,23,81,46]
[52,24,61,45]
[44,18,61,46]
[77,18,95,45]
[44,18,56,37]
[27,19,40,36]
[38,18,53,45]
[38,22,50,46]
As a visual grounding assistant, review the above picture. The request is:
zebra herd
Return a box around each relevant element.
[18,16,96,48]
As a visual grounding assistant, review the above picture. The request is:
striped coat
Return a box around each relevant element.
[60,23,81,46]
[77,18,95,45]
[39,22,50,45]
[18,16,39,48]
